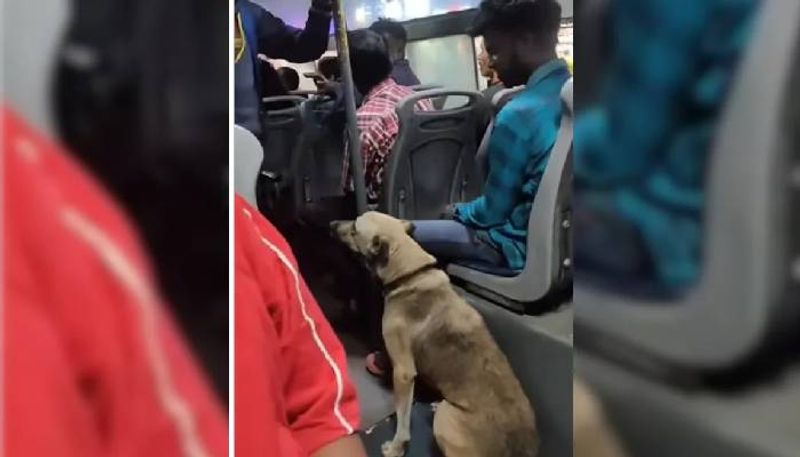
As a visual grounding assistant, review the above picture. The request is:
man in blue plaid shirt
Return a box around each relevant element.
[412,0,570,271]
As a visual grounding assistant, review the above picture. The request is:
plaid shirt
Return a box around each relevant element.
[343,78,433,203]
[456,60,571,271]
[574,0,756,289]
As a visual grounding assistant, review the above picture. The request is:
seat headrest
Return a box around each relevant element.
[561,78,574,114]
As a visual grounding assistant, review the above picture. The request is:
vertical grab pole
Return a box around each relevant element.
[332,0,369,215]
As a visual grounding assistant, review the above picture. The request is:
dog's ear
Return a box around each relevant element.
[367,234,389,266]
[402,220,416,236]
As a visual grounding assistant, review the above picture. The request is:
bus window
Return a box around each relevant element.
[407,34,479,96]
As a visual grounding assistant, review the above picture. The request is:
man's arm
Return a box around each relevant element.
[254,1,332,63]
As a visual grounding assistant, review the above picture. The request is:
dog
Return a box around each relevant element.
[332,212,539,457]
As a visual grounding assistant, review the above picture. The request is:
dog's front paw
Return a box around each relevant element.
[381,440,407,457]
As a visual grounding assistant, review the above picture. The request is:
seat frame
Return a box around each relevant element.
[380,89,489,220]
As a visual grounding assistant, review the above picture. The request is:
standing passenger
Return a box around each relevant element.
[369,18,421,87]
[235,0,333,139]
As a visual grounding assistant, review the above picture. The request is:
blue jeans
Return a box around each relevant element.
[412,220,505,267]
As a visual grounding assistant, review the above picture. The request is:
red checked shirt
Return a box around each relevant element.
[343,78,433,203]
[234,195,361,457]
[3,107,227,457]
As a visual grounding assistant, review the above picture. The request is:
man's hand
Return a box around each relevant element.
[441,204,458,220]
[311,0,334,13]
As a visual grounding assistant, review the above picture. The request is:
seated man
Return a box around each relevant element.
[413,0,569,271]
[342,29,433,204]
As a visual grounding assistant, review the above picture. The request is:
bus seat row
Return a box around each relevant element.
[245,80,576,314]
[575,0,800,372]
[448,78,574,313]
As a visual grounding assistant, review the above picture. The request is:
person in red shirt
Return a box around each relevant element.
[3,107,228,456]
[234,195,367,457]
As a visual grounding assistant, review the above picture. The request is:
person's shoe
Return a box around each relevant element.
[365,351,389,378]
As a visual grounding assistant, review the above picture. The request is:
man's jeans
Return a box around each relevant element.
[412,220,505,267]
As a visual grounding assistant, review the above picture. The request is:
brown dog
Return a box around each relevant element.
[332,212,539,457]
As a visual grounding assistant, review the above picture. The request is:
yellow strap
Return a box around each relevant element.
[234,12,246,64]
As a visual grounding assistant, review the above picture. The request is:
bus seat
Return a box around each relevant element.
[258,96,306,212]
[491,85,527,114]
[260,95,306,179]
[574,0,800,371]
[447,78,574,312]
[410,85,446,109]
[234,125,264,208]
[291,97,349,224]
[379,89,490,220]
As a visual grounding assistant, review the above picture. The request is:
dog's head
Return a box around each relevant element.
[331,212,434,283]
[331,212,414,264]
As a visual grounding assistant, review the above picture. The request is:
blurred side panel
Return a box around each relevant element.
[574,0,800,456]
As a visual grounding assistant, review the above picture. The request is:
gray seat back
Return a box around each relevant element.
[448,78,574,309]
[575,0,800,370]
[234,124,264,208]
[260,95,305,178]
[380,89,489,219]
[492,85,527,114]
[291,97,346,213]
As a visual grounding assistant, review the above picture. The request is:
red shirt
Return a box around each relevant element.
[3,108,227,457]
[343,78,434,203]
[234,196,361,457]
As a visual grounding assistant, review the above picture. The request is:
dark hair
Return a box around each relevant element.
[471,0,562,41]
[369,18,408,44]
[277,66,300,91]
[348,29,392,92]
[317,56,341,80]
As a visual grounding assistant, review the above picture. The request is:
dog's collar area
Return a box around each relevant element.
[382,262,440,295]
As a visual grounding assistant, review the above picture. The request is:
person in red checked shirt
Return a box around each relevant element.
[2,107,228,457]
[234,195,367,457]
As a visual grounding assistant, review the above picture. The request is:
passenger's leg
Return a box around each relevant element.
[412,220,505,267]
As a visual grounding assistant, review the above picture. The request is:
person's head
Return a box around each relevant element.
[471,0,562,87]
[317,56,342,81]
[348,29,393,95]
[477,40,500,84]
[277,66,300,92]
[369,18,408,62]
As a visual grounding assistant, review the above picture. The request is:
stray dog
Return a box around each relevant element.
[332,212,539,457]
